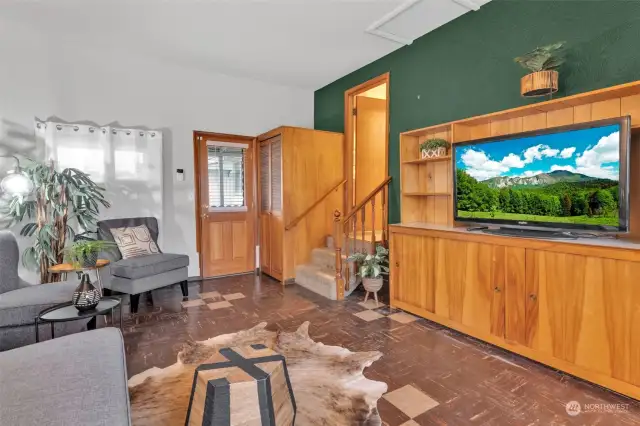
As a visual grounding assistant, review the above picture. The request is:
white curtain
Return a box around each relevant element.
[36,120,164,245]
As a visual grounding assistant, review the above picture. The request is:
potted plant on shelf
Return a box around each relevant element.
[514,41,565,97]
[65,240,116,268]
[420,138,450,159]
[348,245,389,305]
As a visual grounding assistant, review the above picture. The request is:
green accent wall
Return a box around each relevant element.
[314,0,640,224]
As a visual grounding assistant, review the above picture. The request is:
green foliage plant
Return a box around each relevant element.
[347,245,389,279]
[420,138,450,152]
[65,240,116,268]
[1,160,110,283]
[514,41,566,73]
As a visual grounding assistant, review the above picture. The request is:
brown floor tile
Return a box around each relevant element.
[120,274,640,425]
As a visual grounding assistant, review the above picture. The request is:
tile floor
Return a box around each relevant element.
[119,274,640,425]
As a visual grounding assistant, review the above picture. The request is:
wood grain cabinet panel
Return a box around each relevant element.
[525,249,640,386]
[433,239,512,338]
[392,234,436,312]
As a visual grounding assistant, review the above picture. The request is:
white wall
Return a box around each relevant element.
[0,18,314,279]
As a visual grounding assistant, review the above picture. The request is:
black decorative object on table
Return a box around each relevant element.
[72,273,101,311]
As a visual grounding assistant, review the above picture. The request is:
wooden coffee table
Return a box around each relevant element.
[49,259,110,293]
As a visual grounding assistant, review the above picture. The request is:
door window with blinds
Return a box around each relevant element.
[207,142,247,210]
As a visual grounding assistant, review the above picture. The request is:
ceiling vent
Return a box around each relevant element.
[366,0,489,46]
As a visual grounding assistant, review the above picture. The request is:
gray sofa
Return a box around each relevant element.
[98,217,189,313]
[0,327,131,426]
[0,231,87,351]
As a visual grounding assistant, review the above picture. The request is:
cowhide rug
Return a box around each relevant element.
[128,321,388,425]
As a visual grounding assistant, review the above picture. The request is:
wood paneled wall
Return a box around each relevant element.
[279,127,344,281]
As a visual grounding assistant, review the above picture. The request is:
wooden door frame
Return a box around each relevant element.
[344,72,390,214]
[193,131,257,278]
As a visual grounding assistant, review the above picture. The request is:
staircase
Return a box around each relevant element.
[295,176,392,301]
[294,235,377,300]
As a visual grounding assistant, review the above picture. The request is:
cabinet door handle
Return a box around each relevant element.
[529,294,537,301]
[494,286,501,293]
[395,262,400,267]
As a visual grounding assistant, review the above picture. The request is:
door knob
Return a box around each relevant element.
[395,262,399,267]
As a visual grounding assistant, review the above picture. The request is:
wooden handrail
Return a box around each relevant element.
[284,179,346,231]
[343,176,392,223]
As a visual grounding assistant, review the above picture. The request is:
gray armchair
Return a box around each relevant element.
[97,217,189,313]
[0,231,87,351]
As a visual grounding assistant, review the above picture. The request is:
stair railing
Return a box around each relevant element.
[333,176,392,300]
[284,179,346,231]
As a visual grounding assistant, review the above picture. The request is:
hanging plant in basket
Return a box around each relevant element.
[420,138,450,159]
[514,41,565,97]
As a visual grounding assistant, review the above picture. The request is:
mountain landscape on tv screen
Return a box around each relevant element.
[482,170,604,189]
[455,124,621,228]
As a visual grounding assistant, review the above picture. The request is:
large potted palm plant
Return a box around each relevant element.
[515,41,565,97]
[1,160,110,283]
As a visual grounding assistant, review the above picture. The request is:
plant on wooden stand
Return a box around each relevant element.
[515,41,565,97]
[1,160,110,283]
[65,240,116,268]
[348,245,389,305]
[420,138,450,159]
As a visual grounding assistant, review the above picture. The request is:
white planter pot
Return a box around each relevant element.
[421,147,447,159]
[363,277,383,292]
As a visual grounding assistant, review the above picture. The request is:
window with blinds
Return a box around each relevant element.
[207,144,246,208]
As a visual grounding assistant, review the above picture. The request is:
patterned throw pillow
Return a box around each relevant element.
[110,224,160,259]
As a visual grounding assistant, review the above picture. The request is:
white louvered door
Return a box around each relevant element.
[258,135,283,280]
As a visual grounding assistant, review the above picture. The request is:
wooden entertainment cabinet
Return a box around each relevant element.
[391,81,640,399]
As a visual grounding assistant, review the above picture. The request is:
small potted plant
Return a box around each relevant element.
[65,240,116,268]
[348,245,389,305]
[514,41,565,97]
[420,138,450,159]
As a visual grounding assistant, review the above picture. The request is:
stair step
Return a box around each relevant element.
[326,231,385,251]
[295,264,337,300]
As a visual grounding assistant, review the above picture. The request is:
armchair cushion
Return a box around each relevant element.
[110,253,189,280]
[98,217,160,262]
[0,281,77,328]
[110,224,160,259]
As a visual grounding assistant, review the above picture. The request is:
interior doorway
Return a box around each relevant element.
[193,131,256,278]
[344,73,390,228]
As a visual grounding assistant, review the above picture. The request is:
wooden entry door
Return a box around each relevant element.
[195,133,255,278]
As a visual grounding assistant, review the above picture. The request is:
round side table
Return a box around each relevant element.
[48,259,110,293]
[35,296,122,342]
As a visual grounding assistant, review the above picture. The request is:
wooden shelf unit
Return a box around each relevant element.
[390,223,640,400]
[400,80,640,236]
[404,192,451,197]
[402,155,451,165]
[394,80,640,400]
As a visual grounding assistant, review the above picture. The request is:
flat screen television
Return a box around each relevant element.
[452,117,630,232]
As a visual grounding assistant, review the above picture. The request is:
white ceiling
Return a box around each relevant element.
[1,0,490,90]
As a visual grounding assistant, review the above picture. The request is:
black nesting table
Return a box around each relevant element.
[35,296,122,342]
